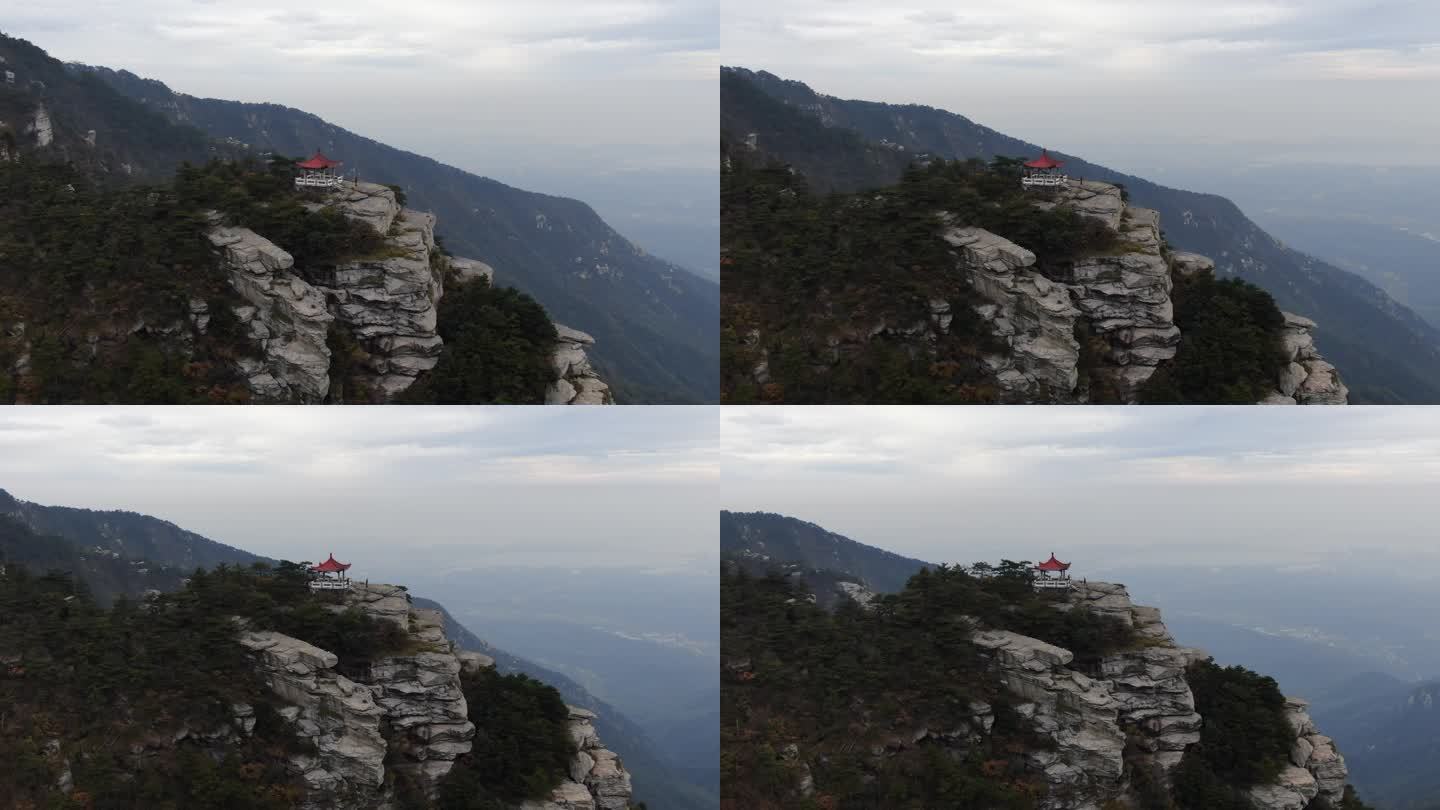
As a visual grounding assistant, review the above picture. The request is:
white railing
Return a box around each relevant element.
[1021,175,1068,188]
[1032,578,1073,590]
[308,579,351,591]
[295,174,345,189]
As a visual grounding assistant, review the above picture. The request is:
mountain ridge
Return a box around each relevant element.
[0,486,703,808]
[724,65,1440,403]
[80,60,719,404]
[721,510,1375,809]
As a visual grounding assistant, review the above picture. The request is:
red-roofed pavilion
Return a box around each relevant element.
[1021,149,1068,189]
[295,150,344,189]
[309,553,353,590]
[1033,553,1074,590]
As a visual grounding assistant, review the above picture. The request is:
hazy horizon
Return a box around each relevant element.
[0,406,719,575]
[721,406,1440,572]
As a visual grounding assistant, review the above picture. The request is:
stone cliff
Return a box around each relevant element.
[210,182,611,403]
[953,181,1348,404]
[742,178,1349,404]
[966,581,1349,810]
[824,578,1353,809]
[237,582,632,809]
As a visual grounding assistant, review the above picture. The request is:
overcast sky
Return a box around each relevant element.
[6,0,717,178]
[723,0,1440,170]
[0,407,718,575]
[722,406,1440,571]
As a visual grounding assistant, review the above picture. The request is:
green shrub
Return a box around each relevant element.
[397,277,558,404]
[434,667,575,808]
[1141,274,1287,404]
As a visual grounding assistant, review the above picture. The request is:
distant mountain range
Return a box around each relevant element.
[0,486,708,809]
[723,66,1440,404]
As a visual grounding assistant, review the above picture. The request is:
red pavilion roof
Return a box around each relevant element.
[296,151,342,170]
[1034,553,1070,572]
[1023,150,1064,170]
[310,554,351,573]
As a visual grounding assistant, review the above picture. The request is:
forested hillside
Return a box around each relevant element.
[721,90,1300,404]
[724,66,1440,403]
[721,562,1375,810]
[84,63,719,404]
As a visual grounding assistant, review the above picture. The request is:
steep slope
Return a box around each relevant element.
[0,562,636,809]
[419,597,720,810]
[83,64,719,404]
[0,153,598,404]
[0,512,192,603]
[725,66,1440,404]
[720,510,932,593]
[722,73,1345,405]
[0,487,667,807]
[0,32,226,179]
[722,557,1374,809]
[0,487,262,571]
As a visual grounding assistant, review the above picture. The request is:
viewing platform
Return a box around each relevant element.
[1020,149,1069,190]
[295,174,347,189]
[294,149,346,190]
[1021,174,1068,188]
[1033,578,1074,590]
[1032,552,1076,592]
[308,579,351,591]
[307,553,354,591]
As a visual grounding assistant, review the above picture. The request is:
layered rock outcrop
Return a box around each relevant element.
[522,707,634,810]
[943,223,1081,402]
[971,628,1126,806]
[238,583,475,807]
[237,582,631,809]
[311,188,447,399]
[210,182,609,403]
[1061,191,1180,401]
[966,582,1350,809]
[349,589,475,792]
[1246,697,1348,810]
[547,325,614,405]
[1260,312,1350,405]
[239,629,388,807]
[945,179,1347,404]
[209,225,333,401]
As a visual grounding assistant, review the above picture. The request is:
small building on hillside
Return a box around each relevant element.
[1020,149,1068,189]
[1032,553,1074,591]
[295,150,345,189]
[308,553,353,591]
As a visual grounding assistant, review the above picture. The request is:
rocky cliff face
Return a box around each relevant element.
[942,224,1081,402]
[239,582,473,807]
[547,324,614,405]
[211,181,610,403]
[963,581,1350,809]
[1263,312,1350,405]
[951,180,1348,404]
[738,178,1347,404]
[236,582,632,809]
[521,706,634,810]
